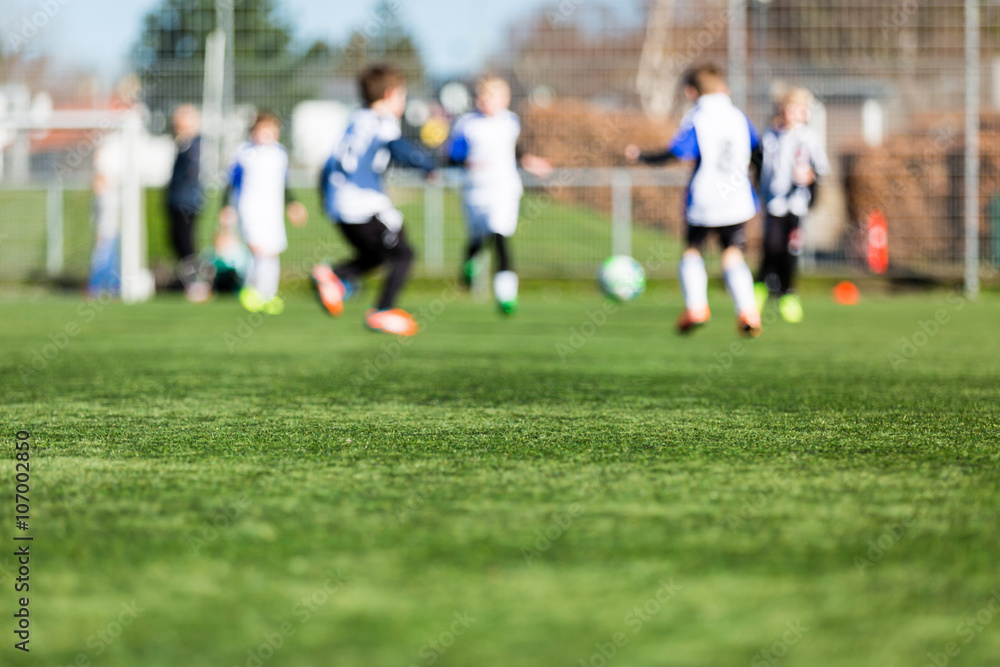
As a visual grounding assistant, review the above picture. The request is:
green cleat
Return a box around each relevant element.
[239,287,265,313]
[461,259,480,289]
[497,299,518,316]
[779,293,804,323]
[754,282,769,311]
[260,295,285,315]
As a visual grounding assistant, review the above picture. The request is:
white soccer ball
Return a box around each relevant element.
[597,255,646,302]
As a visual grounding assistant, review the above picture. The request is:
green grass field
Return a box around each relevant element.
[2,284,999,666]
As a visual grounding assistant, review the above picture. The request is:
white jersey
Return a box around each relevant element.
[668,93,760,227]
[227,141,290,253]
[760,123,830,218]
[448,110,523,207]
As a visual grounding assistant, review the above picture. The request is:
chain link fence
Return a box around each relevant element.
[1,0,998,288]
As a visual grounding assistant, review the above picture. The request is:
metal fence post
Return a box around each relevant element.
[965,0,981,299]
[728,0,748,111]
[46,181,64,277]
[611,169,632,257]
[423,180,445,273]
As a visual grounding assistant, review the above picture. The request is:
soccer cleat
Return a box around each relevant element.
[311,264,345,317]
[239,286,265,313]
[676,306,711,334]
[461,259,480,289]
[737,310,763,338]
[364,308,419,336]
[754,282,769,311]
[184,281,213,304]
[778,294,804,323]
[497,299,518,316]
[260,295,285,315]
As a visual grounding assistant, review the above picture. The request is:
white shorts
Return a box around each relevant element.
[464,197,520,239]
[238,214,287,256]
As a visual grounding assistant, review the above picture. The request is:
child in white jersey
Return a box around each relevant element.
[754,87,830,323]
[626,63,763,337]
[220,112,307,314]
[447,76,550,315]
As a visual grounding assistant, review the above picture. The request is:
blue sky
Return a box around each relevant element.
[4,0,563,77]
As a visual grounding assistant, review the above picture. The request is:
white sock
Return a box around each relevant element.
[678,254,708,311]
[493,270,518,303]
[723,260,757,314]
[251,255,281,300]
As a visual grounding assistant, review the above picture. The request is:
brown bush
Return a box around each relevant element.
[520,100,684,235]
[843,114,1000,267]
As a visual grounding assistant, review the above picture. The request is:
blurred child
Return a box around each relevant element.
[755,87,830,323]
[314,64,436,336]
[220,111,308,315]
[88,133,123,298]
[446,76,551,315]
[166,104,203,288]
[626,63,763,337]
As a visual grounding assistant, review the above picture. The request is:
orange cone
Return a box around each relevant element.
[832,281,860,305]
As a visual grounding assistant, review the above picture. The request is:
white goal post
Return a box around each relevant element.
[3,108,154,303]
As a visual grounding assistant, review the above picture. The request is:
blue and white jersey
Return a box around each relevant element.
[227,140,291,252]
[668,93,760,227]
[321,108,435,226]
[447,110,523,207]
[759,123,829,218]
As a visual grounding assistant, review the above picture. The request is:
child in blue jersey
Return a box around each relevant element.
[626,63,763,337]
[446,76,551,315]
[313,64,436,336]
[219,111,308,314]
[755,87,830,323]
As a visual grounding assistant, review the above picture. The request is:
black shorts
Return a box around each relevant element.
[336,214,412,263]
[686,223,747,251]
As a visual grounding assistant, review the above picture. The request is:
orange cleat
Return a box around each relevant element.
[737,310,762,338]
[676,305,711,334]
[364,308,419,336]
[311,264,345,317]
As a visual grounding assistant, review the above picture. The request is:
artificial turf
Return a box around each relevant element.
[1,285,999,666]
